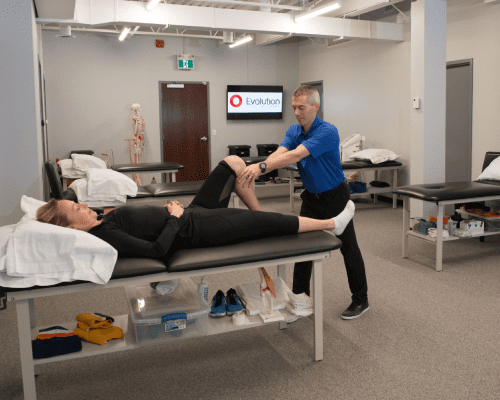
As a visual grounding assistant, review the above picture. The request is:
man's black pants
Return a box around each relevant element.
[292,180,368,305]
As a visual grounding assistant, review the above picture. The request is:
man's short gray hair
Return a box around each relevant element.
[293,85,320,107]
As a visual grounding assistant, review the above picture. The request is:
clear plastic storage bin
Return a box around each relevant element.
[125,278,210,345]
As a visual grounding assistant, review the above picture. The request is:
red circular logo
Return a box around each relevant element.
[230,94,243,108]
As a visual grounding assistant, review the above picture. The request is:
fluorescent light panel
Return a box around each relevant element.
[228,35,253,48]
[295,0,342,23]
[119,26,131,41]
[146,0,162,11]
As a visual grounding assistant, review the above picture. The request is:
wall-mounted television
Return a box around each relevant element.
[227,85,283,120]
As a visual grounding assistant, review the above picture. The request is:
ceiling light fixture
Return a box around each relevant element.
[228,35,253,48]
[146,0,162,11]
[119,26,131,41]
[294,0,342,23]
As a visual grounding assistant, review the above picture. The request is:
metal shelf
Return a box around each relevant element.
[31,311,304,365]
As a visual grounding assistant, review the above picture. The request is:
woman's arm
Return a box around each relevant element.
[93,203,186,258]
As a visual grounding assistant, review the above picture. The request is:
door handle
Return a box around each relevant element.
[201,136,208,141]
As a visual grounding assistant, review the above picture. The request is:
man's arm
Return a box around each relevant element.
[265,145,310,172]
[237,145,310,188]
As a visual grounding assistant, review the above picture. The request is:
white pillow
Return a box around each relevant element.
[0,220,117,288]
[349,149,401,164]
[477,156,500,181]
[0,196,118,287]
[20,195,46,222]
[71,153,107,171]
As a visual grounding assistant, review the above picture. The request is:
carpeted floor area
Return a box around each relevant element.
[1,195,499,400]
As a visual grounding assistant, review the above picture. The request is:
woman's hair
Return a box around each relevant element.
[36,199,72,227]
[293,85,321,107]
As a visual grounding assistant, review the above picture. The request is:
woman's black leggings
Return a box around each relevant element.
[186,160,299,247]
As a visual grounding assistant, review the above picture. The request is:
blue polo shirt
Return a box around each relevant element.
[281,116,344,194]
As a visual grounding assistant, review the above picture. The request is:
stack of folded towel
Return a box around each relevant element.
[285,291,313,317]
[427,227,450,239]
[59,154,138,207]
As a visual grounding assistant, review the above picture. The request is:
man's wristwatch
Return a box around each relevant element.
[259,162,267,174]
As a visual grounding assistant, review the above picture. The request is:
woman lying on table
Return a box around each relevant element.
[36,156,355,259]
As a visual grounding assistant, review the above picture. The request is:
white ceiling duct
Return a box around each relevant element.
[36,0,404,43]
[56,24,75,38]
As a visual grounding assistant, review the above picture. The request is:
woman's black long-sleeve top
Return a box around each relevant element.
[88,205,194,258]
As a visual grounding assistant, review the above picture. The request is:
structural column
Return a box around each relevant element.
[410,0,447,219]
[0,0,44,226]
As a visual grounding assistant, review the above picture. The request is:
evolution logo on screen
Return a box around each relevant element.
[227,92,283,113]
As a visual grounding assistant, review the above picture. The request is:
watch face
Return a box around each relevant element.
[260,162,266,172]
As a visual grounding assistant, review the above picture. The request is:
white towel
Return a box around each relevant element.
[71,153,107,171]
[86,168,138,198]
[58,159,87,179]
[69,179,127,204]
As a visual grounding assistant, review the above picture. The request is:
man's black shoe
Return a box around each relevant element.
[341,301,369,320]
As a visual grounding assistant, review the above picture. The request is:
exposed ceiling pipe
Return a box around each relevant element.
[42,25,224,40]
[188,0,303,10]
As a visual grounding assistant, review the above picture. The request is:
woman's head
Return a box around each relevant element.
[36,199,99,231]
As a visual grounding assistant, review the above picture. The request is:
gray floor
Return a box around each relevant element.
[1,195,500,400]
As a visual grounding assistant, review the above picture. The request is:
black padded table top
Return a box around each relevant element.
[112,162,185,173]
[392,181,500,203]
[0,231,341,294]
[143,181,205,196]
[475,179,500,187]
[241,156,267,165]
[284,160,402,171]
[168,231,341,273]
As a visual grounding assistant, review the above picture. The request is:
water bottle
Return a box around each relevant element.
[198,276,209,302]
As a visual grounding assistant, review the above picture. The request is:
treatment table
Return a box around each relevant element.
[61,162,186,190]
[392,152,500,271]
[285,160,402,212]
[392,182,500,271]
[1,231,342,400]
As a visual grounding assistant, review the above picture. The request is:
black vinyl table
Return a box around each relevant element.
[393,181,500,271]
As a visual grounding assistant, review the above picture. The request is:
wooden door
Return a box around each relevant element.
[161,83,209,182]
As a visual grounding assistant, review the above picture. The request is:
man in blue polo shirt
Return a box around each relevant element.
[238,85,368,319]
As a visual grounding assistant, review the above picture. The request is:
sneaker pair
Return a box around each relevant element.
[209,289,243,318]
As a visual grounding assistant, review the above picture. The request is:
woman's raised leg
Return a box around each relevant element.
[224,156,264,211]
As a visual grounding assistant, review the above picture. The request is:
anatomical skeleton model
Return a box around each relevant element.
[125,103,146,185]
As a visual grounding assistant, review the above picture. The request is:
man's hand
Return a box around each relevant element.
[237,163,262,188]
[165,201,184,218]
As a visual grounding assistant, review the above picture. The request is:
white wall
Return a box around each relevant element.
[298,24,412,185]
[0,0,44,226]
[41,32,299,179]
[447,0,500,179]
[298,0,500,185]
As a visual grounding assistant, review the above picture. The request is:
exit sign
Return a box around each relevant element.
[177,54,194,70]
[178,59,193,69]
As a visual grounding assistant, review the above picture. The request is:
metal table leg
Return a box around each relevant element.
[403,196,410,258]
[393,169,398,208]
[312,258,323,361]
[436,204,444,272]
[17,299,37,400]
